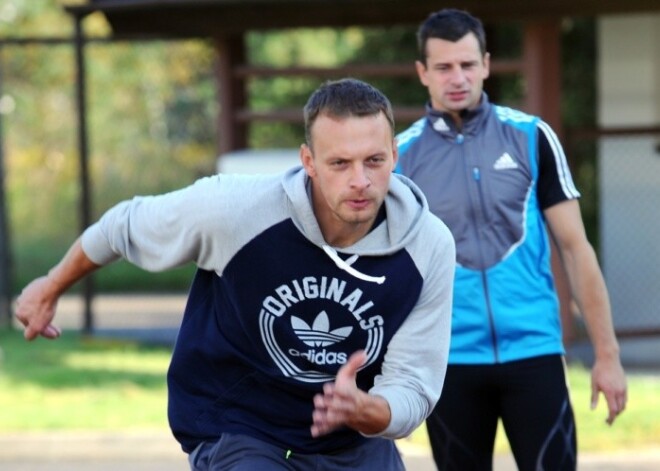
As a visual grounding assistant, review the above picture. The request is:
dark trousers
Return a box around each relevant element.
[427,354,576,471]
[188,432,405,471]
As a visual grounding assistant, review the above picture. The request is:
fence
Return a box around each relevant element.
[566,126,660,340]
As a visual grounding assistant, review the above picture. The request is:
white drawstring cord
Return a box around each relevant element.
[322,245,386,285]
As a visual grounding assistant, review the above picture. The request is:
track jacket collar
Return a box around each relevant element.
[426,92,491,138]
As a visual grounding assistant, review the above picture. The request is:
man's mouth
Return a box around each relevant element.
[448,91,468,101]
[347,199,370,210]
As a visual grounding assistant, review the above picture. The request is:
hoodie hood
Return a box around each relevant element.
[281,165,429,259]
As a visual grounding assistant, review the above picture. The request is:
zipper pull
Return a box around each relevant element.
[456,133,464,144]
[473,167,480,181]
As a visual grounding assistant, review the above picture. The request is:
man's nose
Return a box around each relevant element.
[449,67,466,84]
[350,165,371,189]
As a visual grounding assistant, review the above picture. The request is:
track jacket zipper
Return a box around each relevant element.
[470,164,499,363]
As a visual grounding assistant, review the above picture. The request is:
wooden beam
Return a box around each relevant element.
[523,20,562,132]
[215,34,247,155]
[69,1,660,37]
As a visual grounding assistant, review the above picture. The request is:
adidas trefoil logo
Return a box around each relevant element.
[493,152,518,170]
[433,118,450,132]
[291,311,353,347]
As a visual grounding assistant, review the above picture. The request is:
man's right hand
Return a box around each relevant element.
[15,276,62,341]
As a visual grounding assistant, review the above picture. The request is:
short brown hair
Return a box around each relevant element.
[303,78,395,149]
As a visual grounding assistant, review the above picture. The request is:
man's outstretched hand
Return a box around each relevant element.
[14,276,61,341]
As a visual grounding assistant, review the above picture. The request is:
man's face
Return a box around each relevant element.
[300,112,397,247]
[415,32,490,121]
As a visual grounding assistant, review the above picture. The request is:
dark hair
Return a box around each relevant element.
[417,9,487,63]
[303,78,395,148]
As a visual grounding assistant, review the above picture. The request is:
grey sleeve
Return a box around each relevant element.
[80,174,283,273]
[81,176,228,271]
[367,215,456,439]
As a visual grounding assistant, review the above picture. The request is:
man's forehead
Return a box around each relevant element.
[311,111,390,131]
[426,34,482,55]
[308,113,394,151]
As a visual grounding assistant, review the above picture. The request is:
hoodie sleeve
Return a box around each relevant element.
[80,174,283,272]
[367,214,455,438]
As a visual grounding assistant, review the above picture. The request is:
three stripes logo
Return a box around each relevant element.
[493,152,518,170]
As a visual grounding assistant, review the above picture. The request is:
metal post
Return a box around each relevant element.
[0,44,13,328]
[73,15,94,334]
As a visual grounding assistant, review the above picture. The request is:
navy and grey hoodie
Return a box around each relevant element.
[81,166,455,454]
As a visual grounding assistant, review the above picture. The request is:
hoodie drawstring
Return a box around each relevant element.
[321,245,386,285]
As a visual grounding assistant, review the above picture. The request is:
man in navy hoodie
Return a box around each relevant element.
[16,78,455,470]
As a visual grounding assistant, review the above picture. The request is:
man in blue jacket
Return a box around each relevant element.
[397,9,627,471]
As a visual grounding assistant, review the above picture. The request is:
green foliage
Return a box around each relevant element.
[347,26,427,131]
[248,28,364,67]
[0,0,72,37]
[246,28,370,147]
[85,40,218,211]
[12,239,195,293]
[94,261,195,293]
[2,3,218,293]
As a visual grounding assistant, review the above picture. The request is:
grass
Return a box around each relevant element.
[0,329,170,431]
[1,328,659,453]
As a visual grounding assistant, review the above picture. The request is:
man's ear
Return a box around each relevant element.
[391,139,399,169]
[482,52,491,80]
[415,60,429,87]
[300,143,316,177]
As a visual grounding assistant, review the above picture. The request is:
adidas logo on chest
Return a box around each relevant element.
[493,152,518,170]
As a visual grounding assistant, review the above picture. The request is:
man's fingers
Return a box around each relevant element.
[606,409,616,425]
[311,399,333,437]
[618,394,627,413]
[604,391,628,425]
[41,324,62,340]
[24,325,40,341]
[312,351,368,438]
[590,383,599,410]
[22,321,60,341]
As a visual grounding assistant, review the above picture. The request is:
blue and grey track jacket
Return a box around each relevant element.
[396,94,579,365]
[81,167,455,454]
